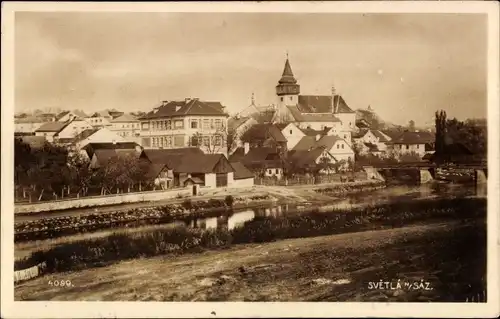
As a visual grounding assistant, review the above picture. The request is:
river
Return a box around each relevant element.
[186,182,487,231]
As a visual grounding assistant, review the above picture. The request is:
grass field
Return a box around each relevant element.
[15,219,485,302]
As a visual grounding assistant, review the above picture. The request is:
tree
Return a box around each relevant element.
[189,124,228,154]
[67,151,93,197]
[434,110,447,163]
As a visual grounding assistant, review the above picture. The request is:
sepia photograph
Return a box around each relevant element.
[1,1,499,318]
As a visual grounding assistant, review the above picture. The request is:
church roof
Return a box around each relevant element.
[278,58,298,84]
[297,95,355,114]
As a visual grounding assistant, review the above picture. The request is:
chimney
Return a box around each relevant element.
[315,134,321,141]
[161,100,168,106]
[244,142,250,155]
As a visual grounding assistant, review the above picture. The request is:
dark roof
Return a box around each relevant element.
[92,149,140,166]
[145,164,169,179]
[242,124,287,143]
[390,131,435,145]
[15,136,46,149]
[228,116,252,132]
[74,128,100,142]
[55,111,70,120]
[292,135,342,152]
[297,95,355,114]
[141,148,204,165]
[252,109,276,124]
[176,154,233,174]
[110,113,138,122]
[141,99,228,119]
[364,142,380,152]
[230,162,254,180]
[286,105,341,122]
[278,58,298,85]
[356,119,371,129]
[229,147,282,168]
[371,130,391,142]
[381,129,405,140]
[288,148,325,168]
[35,122,68,133]
[84,142,140,151]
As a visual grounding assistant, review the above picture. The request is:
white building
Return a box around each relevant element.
[109,113,141,142]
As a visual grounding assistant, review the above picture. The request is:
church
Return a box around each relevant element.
[271,57,357,145]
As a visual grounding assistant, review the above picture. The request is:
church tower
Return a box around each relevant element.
[274,56,300,123]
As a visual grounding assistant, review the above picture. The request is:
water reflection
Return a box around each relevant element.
[185,183,484,231]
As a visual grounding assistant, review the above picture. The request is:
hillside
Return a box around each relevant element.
[355,107,399,130]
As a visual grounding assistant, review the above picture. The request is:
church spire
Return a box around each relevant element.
[279,56,297,84]
[276,54,300,96]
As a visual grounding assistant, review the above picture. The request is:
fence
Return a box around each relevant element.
[255,172,368,186]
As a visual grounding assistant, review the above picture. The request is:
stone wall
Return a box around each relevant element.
[15,188,192,214]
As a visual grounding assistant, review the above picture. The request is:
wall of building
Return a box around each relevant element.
[205,173,217,188]
[35,131,57,142]
[57,120,93,139]
[227,172,234,186]
[14,188,192,214]
[281,123,305,150]
[232,177,255,188]
[15,122,44,134]
[75,128,125,149]
[393,143,426,157]
[264,167,283,179]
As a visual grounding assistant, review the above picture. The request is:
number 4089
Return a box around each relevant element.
[48,280,73,287]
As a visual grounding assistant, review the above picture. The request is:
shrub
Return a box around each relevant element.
[224,195,234,207]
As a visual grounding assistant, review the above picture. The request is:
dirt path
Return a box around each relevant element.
[14,220,485,301]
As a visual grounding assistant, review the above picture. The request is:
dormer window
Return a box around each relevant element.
[175,106,181,112]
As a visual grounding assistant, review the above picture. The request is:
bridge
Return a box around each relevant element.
[362,161,488,185]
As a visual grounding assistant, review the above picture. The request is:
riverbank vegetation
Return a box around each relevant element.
[15,197,486,276]
[15,195,271,242]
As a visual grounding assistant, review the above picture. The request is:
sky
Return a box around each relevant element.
[15,12,487,126]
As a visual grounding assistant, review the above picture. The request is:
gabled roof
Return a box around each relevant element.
[390,131,435,145]
[229,147,282,168]
[176,153,233,174]
[252,109,276,124]
[364,142,380,152]
[84,142,140,150]
[286,105,341,123]
[352,129,369,139]
[242,123,287,143]
[142,148,204,165]
[110,113,139,122]
[371,130,391,142]
[230,162,254,180]
[92,149,140,167]
[288,148,325,168]
[292,135,342,152]
[145,163,169,180]
[55,111,70,120]
[228,116,252,132]
[297,95,355,114]
[141,99,228,119]
[35,121,69,133]
[74,128,100,142]
[90,110,112,118]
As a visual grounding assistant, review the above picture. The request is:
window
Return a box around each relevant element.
[337,144,340,149]
[166,120,172,130]
[152,137,157,147]
[203,119,210,130]
[174,135,184,147]
[290,96,293,101]
[159,137,164,148]
[191,120,198,129]
[166,136,172,147]
[141,122,149,130]
[406,145,409,150]
[190,135,199,146]
[160,121,164,130]
[280,97,284,102]
[268,169,272,174]
[215,119,222,129]
[289,130,292,135]
[214,135,222,146]
[210,119,215,129]
[341,144,344,149]
[344,134,347,139]
[349,122,352,127]
[174,120,184,129]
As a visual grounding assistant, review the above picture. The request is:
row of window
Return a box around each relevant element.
[117,123,140,129]
[142,119,224,131]
[398,144,422,150]
[190,134,223,147]
[150,135,185,148]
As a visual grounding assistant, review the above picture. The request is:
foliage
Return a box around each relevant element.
[435,110,447,163]
[224,195,235,207]
[446,117,487,156]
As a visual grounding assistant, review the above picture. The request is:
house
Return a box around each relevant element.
[89,148,142,169]
[287,147,337,174]
[292,134,354,168]
[139,98,229,156]
[389,131,435,158]
[352,129,392,157]
[239,123,288,150]
[83,142,142,160]
[53,117,94,142]
[34,121,70,142]
[229,144,285,179]
[38,113,57,122]
[73,127,126,150]
[230,162,255,188]
[140,148,235,189]
[55,110,88,122]
[86,110,119,127]
[227,115,258,155]
[270,57,356,144]
[109,113,141,142]
[15,117,45,135]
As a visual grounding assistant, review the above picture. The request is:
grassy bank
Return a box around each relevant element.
[15,198,486,275]
[15,220,486,302]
